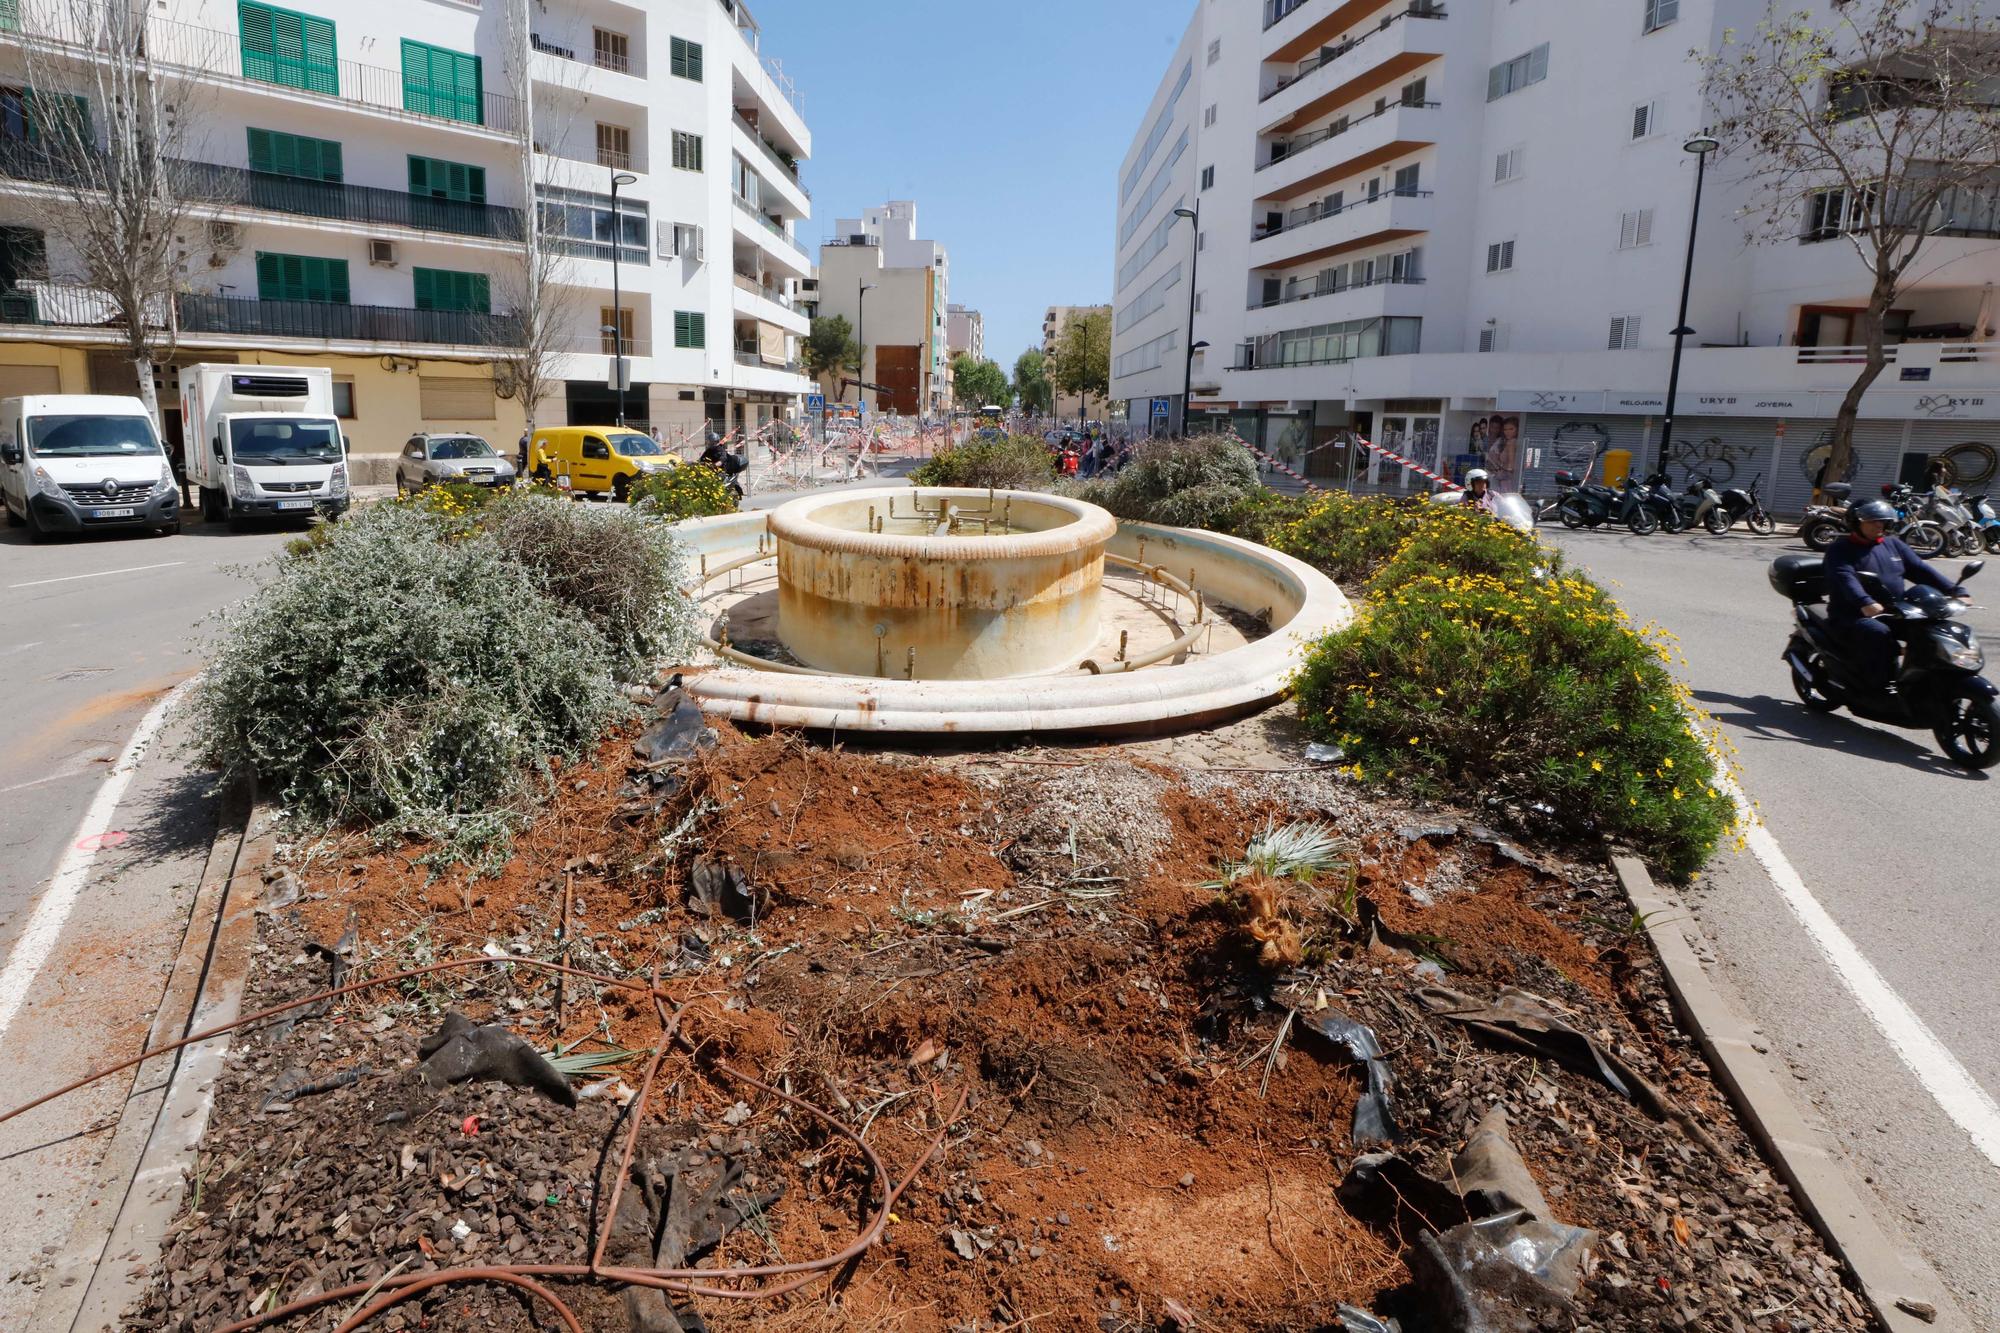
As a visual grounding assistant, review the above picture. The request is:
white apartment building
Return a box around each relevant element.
[947,303,984,364]
[815,201,951,415]
[0,0,814,472]
[1111,0,2000,511]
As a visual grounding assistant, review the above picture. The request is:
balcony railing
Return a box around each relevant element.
[1253,186,1432,241]
[732,272,795,309]
[0,140,525,241]
[0,8,522,134]
[732,195,809,259]
[0,282,520,349]
[735,349,804,372]
[1248,273,1424,309]
[1801,186,2000,244]
[1264,0,1315,30]
[534,33,635,76]
[1259,99,1440,171]
[732,109,809,196]
[179,294,520,348]
[1262,5,1446,99]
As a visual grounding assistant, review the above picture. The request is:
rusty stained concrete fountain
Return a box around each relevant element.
[675,487,1353,734]
[769,489,1117,680]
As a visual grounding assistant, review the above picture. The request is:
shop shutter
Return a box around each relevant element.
[418,375,496,420]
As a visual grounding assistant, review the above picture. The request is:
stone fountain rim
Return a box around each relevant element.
[767,487,1117,561]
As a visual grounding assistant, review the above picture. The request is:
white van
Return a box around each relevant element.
[0,395,181,540]
[179,365,347,527]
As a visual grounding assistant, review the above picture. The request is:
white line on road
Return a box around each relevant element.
[7,561,184,590]
[1730,779,2000,1170]
[0,682,187,1044]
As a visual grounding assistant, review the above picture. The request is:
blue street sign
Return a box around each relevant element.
[1150,397,1171,419]
[806,393,825,412]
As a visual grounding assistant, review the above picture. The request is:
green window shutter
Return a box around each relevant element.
[670,37,704,82]
[407,156,428,194]
[412,267,434,310]
[688,41,702,81]
[322,257,349,304]
[469,273,490,313]
[255,252,282,300]
[0,0,20,33]
[247,127,274,173]
[412,268,491,314]
[256,252,348,303]
[465,165,485,205]
[240,2,338,96]
[247,129,342,181]
[408,155,486,204]
[675,311,705,349]
[321,140,343,183]
[673,311,689,348]
[401,39,483,125]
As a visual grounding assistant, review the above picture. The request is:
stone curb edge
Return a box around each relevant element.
[1613,854,1967,1333]
[37,786,277,1333]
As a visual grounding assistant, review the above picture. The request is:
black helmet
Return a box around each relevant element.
[1851,498,1899,527]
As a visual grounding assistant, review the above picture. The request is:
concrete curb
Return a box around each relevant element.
[1613,855,1969,1333]
[32,788,276,1333]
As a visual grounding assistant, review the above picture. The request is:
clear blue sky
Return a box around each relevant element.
[755,0,1192,368]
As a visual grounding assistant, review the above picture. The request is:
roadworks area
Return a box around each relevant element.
[113,694,1873,1333]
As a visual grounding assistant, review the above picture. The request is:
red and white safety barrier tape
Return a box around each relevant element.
[1225,431,1465,495]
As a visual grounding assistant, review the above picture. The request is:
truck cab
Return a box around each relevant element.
[0,394,181,540]
[179,365,349,527]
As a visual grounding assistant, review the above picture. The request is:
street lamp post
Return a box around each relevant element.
[1174,204,1200,437]
[1659,135,1720,464]
[856,282,876,407]
[608,169,639,426]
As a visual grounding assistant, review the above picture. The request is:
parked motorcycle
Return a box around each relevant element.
[1699,474,1777,535]
[1925,486,1981,556]
[1637,472,1687,533]
[1801,483,1945,557]
[1552,471,1624,530]
[1771,554,1997,769]
[1799,482,1855,551]
[1967,493,2000,554]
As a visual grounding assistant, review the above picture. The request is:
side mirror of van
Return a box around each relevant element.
[211,434,224,459]
[0,443,19,466]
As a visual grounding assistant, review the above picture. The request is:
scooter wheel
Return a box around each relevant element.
[1905,521,1947,558]
[1802,517,1842,551]
[1704,511,1731,535]
[1985,529,2000,555]
[1747,511,1778,536]
[1558,503,1587,530]
[1935,695,2000,770]
[1790,656,1844,713]
[1627,509,1658,536]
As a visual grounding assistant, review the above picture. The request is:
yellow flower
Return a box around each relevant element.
[1408,736,1420,745]
[1590,760,1603,772]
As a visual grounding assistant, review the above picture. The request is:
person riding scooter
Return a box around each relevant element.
[1823,498,1965,690]
[1463,468,1496,514]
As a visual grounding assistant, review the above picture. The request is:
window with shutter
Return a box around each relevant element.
[1608,315,1641,349]
[400,38,482,125]
[1394,163,1421,194]
[600,307,634,355]
[412,267,490,314]
[1486,240,1515,273]
[596,124,631,170]
[248,129,343,182]
[593,29,629,74]
[255,251,349,303]
[1618,209,1655,248]
[1479,328,1497,353]
[672,131,703,172]
[1632,102,1652,139]
[674,310,705,349]
[239,2,338,96]
[669,37,704,82]
[407,156,486,204]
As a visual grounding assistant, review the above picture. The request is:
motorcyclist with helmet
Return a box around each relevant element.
[1462,468,1496,514]
[1823,498,1966,690]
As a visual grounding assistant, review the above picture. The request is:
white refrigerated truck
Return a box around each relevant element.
[179,364,349,526]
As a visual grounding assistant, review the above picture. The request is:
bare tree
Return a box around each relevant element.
[1699,0,2000,485]
[16,0,207,422]
[489,0,582,448]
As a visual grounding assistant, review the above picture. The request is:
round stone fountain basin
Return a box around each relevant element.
[769,488,1117,680]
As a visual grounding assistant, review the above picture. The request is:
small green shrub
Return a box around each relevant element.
[1365,503,1558,596]
[629,464,738,521]
[188,504,626,851]
[481,492,700,681]
[1224,488,1429,585]
[1092,434,1258,529]
[1291,570,1733,880]
[911,434,1055,490]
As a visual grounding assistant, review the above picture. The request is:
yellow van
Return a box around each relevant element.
[527,426,677,499]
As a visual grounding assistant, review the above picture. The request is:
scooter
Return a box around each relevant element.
[1967,493,2000,554]
[1552,471,1625,530]
[1799,482,1855,551]
[1616,475,1664,535]
[1638,471,1688,533]
[1701,474,1777,535]
[1926,486,1981,556]
[1771,554,1998,769]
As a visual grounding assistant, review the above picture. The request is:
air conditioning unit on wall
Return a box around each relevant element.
[368,239,398,268]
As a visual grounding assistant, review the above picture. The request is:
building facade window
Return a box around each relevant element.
[1617,208,1655,248]
[1631,99,1661,139]
[673,309,707,349]
[1113,328,1178,378]
[408,155,486,204]
[672,130,704,172]
[1200,164,1215,190]
[542,186,650,264]
[248,128,342,182]
[596,123,632,171]
[594,29,630,74]
[1644,0,1679,32]
[1805,185,1873,240]
[238,1,337,96]
[412,267,491,313]
[255,251,349,304]
[1204,104,1217,127]
[670,36,704,81]
[1486,239,1515,272]
[1494,146,1524,182]
[1206,38,1221,65]
[400,39,483,125]
[1243,315,1421,368]
[1608,313,1643,348]
[1486,43,1550,101]
[600,306,634,355]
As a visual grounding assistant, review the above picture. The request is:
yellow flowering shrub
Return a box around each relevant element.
[628,464,739,520]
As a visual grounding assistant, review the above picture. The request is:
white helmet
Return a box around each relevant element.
[1465,468,1490,484]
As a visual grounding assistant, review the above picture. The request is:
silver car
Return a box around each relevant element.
[396,433,517,493]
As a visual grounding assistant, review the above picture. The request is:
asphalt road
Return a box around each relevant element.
[1550,525,2000,1326]
[0,519,294,967]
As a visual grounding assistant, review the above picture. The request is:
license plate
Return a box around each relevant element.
[91,507,136,518]
[276,500,314,511]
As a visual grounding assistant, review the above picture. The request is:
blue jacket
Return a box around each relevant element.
[1823,534,1956,620]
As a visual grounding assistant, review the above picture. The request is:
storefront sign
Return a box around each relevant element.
[1606,392,1667,412]
[1498,390,1604,413]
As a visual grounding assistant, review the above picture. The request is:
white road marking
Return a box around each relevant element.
[1729,778,2000,1170]
[7,561,184,590]
[0,768,92,795]
[0,682,187,1043]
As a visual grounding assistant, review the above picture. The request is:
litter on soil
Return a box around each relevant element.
[79,713,1874,1333]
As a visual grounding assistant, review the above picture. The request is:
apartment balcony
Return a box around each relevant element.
[1255,99,1439,201]
[723,0,812,160]
[1245,272,1426,335]
[1259,5,1447,135]
[730,196,812,276]
[530,42,650,108]
[731,351,814,396]
[0,10,521,137]
[1251,185,1433,267]
[732,111,810,212]
[0,140,523,243]
[0,282,518,352]
[731,274,809,334]
[1263,0,1423,61]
